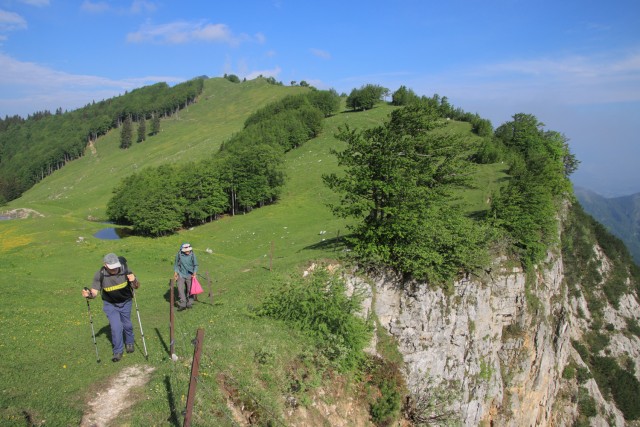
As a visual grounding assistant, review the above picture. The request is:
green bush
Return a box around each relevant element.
[562,363,576,380]
[627,318,640,338]
[576,366,592,384]
[590,356,640,420]
[365,357,404,426]
[610,368,640,420]
[577,387,597,417]
[257,267,372,372]
[572,340,590,362]
[585,331,610,354]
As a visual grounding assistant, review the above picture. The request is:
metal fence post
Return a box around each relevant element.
[183,328,204,427]
[170,278,175,360]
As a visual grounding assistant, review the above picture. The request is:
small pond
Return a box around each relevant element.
[93,227,130,240]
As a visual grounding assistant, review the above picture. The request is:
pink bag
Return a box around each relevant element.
[190,276,204,295]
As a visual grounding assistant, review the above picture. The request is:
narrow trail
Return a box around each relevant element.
[80,365,155,427]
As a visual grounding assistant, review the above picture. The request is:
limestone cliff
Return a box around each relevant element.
[353,241,640,425]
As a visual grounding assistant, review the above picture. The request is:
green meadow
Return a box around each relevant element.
[0,78,506,425]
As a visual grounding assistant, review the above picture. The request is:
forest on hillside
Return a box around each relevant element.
[0,78,204,204]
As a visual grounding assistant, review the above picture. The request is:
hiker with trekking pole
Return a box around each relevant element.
[82,253,146,362]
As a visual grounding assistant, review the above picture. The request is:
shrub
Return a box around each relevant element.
[627,318,640,338]
[562,363,576,380]
[576,366,592,384]
[257,267,372,372]
[577,387,597,417]
[365,357,404,426]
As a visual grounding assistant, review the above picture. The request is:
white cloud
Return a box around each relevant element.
[245,66,282,80]
[127,20,255,46]
[482,51,640,81]
[0,9,27,32]
[0,53,183,116]
[130,0,156,14]
[310,48,331,60]
[81,1,110,13]
[19,0,49,6]
[405,50,640,107]
[82,0,156,15]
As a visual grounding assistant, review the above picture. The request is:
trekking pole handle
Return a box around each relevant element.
[83,287,92,298]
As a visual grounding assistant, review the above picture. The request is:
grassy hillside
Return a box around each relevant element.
[0,78,505,425]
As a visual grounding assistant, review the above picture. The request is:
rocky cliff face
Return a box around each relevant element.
[356,244,640,425]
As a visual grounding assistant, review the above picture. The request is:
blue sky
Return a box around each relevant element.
[1,1,639,196]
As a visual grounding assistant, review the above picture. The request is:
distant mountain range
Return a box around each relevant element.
[574,186,640,265]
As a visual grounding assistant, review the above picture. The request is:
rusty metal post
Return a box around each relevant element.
[170,278,175,359]
[183,328,204,427]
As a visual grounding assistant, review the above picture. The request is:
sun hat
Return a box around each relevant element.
[181,243,193,252]
[104,253,121,269]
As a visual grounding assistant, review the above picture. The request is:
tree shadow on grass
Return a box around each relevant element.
[467,209,490,221]
[302,235,350,253]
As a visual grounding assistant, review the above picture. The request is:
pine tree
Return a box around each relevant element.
[137,118,146,143]
[151,114,161,135]
[120,115,133,149]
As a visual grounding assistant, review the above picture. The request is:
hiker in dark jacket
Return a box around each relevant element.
[173,243,198,311]
[82,253,140,362]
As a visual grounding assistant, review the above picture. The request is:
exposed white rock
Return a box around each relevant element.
[355,243,640,426]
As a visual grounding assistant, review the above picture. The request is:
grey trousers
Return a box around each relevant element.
[176,276,193,308]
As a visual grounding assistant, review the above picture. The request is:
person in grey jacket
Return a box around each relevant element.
[173,243,198,311]
[82,253,140,362]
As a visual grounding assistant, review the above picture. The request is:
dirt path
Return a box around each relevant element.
[80,365,155,427]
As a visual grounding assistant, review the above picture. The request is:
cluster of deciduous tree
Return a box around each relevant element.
[391,87,493,137]
[0,78,204,204]
[346,84,388,111]
[107,89,340,235]
[324,100,491,283]
[325,93,580,282]
[488,113,578,268]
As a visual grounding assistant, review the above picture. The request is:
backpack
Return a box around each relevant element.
[176,250,195,272]
[99,256,130,288]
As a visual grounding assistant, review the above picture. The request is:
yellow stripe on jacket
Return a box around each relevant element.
[103,281,128,292]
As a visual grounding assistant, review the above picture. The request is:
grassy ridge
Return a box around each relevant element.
[0,79,502,425]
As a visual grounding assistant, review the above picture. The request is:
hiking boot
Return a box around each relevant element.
[112,353,123,362]
[126,344,135,353]
[177,306,186,312]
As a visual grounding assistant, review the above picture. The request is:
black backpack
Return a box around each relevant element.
[99,256,130,288]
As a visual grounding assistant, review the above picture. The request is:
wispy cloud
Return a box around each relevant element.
[428,50,640,106]
[81,0,156,15]
[81,1,110,13]
[245,66,282,80]
[0,53,183,116]
[310,48,331,60]
[19,0,50,6]
[480,51,640,80]
[127,20,254,46]
[0,9,27,32]
[130,0,156,14]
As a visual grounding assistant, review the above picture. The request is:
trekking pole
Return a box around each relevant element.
[83,288,100,363]
[132,290,149,359]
